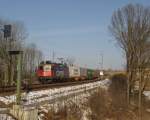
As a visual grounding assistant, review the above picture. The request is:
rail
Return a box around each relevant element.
[0,79,100,93]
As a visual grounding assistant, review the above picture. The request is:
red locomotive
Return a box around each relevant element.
[37,61,69,83]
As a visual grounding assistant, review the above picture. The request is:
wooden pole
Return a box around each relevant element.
[16,53,22,105]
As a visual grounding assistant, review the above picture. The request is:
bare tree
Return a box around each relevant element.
[0,18,43,87]
[66,57,76,66]
[109,4,150,117]
[22,43,43,83]
[0,19,27,86]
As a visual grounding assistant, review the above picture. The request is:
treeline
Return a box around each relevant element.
[0,19,43,86]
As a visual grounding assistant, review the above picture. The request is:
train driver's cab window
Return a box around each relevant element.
[44,65,51,71]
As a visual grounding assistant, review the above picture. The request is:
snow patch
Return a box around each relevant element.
[143,91,150,100]
[0,79,110,106]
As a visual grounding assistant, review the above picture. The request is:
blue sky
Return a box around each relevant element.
[0,0,149,69]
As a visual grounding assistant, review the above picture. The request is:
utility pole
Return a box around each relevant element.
[52,51,55,63]
[100,53,103,70]
[99,52,104,79]
[16,52,22,105]
[9,51,23,105]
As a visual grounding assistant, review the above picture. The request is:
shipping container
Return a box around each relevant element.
[54,63,69,80]
[80,68,87,80]
[69,65,80,80]
[87,69,94,79]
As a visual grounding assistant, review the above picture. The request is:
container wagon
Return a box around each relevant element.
[80,68,87,80]
[87,69,95,80]
[54,63,69,82]
[68,65,80,80]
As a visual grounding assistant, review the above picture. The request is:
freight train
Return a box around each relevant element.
[37,61,100,83]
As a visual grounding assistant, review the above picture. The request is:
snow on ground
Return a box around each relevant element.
[0,79,110,106]
[0,108,14,120]
[36,79,110,120]
[143,91,150,100]
[38,87,97,120]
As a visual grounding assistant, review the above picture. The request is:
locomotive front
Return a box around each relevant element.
[37,62,53,83]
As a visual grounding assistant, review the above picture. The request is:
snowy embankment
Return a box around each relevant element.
[37,79,111,120]
[38,90,93,120]
[0,79,110,120]
[0,79,110,106]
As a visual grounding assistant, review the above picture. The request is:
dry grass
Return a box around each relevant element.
[87,73,138,120]
[44,102,82,120]
[87,90,138,120]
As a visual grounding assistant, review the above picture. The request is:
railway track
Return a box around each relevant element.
[0,79,100,94]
